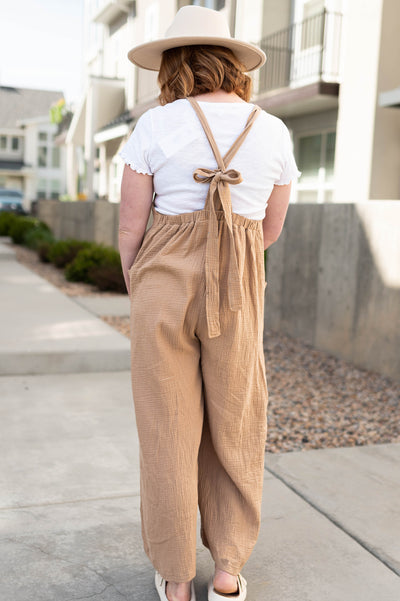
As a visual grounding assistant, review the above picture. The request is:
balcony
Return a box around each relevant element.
[92,0,135,25]
[256,10,343,117]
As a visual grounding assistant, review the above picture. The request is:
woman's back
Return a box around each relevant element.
[119,98,300,220]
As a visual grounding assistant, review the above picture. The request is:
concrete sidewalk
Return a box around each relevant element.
[1,238,399,601]
[0,238,130,375]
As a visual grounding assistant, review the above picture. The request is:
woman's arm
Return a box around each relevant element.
[119,164,154,296]
[262,182,292,250]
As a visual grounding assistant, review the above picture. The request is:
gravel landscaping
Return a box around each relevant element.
[12,241,400,454]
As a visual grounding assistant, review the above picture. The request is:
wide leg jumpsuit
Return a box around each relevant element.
[128,96,269,582]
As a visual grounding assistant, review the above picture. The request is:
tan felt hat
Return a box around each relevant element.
[127,5,267,72]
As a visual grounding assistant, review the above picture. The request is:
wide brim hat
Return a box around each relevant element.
[127,5,267,72]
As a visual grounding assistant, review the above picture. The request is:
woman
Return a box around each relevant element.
[118,6,300,601]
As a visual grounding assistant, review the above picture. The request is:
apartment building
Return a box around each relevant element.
[66,0,400,203]
[0,86,67,211]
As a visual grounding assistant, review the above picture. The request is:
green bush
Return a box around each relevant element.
[88,263,125,293]
[9,216,51,245]
[23,225,55,250]
[64,244,122,284]
[47,238,93,268]
[37,240,56,263]
[0,211,19,236]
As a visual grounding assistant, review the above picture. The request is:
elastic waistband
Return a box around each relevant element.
[151,205,262,230]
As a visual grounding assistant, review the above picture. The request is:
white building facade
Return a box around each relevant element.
[67,0,400,204]
[0,86,67,211]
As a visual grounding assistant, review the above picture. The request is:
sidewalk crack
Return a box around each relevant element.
[264,462,400,578]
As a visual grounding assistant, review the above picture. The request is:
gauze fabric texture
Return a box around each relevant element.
[129,206,268,581]
[127,96,269,581]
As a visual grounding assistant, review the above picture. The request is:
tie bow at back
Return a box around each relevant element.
[193,167,243,186]
[186,95,262,338]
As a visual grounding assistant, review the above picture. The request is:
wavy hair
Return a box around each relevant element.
[157,44,253,105]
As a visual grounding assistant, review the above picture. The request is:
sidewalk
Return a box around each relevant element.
[0,239,130,375]
[1,237,399,601]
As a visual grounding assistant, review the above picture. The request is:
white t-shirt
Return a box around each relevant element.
[118,98,301,220]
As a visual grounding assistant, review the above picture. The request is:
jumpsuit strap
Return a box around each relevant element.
[186,96,262,338]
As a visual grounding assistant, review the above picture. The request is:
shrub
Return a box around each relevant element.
[0,211,19,236]
[47,239,93,268]
[64,244,122,284]
[37,240,56,263]
[88,263,126,293]
[9,216,51,245]
[23,225,55,250]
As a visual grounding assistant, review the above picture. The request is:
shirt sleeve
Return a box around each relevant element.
[118,110,153,175]
[275,121,302,185]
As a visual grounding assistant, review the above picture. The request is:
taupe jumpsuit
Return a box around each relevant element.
[128,96,269,582]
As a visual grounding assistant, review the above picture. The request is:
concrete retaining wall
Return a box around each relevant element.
[37,199,400,381]
[265,201,400,381]
[36,199,121,250]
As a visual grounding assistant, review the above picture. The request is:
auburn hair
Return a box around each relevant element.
[157,44,253,105]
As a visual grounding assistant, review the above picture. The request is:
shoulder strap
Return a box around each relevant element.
[186,96,262,171]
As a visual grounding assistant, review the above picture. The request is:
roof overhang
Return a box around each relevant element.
[0,127,25,136]
[0,160,34,176]
[255,81,340,118]
[94,122,131,143]
[92,0,131,24]
[65,76,125,146]
[16,114,52,127]
[379,87,400,108]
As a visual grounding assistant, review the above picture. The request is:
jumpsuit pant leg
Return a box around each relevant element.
[129,208,268,582]
[196,213,269,577]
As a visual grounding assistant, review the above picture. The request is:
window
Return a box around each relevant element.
[52,147,60,168]
[38,146,47,167]
[50,179,60,200]
[325,131,335,182]
[37,128,60,169]
[0,135,22,153]
[37,178,47,199]
[298,134,321,181]
[296,130,336,203]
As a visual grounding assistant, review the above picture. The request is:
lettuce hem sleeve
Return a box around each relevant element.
[274,168,302,185]
[118,150,153,176]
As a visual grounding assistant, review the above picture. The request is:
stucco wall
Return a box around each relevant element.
[369,0,400,199]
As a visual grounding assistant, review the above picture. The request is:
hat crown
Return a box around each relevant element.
[165,6,232,40]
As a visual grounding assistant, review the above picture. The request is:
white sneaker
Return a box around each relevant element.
[207,573,247,601]
[155,570,196,601]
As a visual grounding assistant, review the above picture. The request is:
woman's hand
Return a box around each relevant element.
[262,182,292,250]
[119,164,154,297]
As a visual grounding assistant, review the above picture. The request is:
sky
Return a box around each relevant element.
[0,0,84,108]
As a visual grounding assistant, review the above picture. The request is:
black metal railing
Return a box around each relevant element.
[258,10,342,94]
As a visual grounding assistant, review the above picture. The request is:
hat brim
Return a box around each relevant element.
[127,36,267,72]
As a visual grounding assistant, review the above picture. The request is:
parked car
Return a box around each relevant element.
[0,189,27,214]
